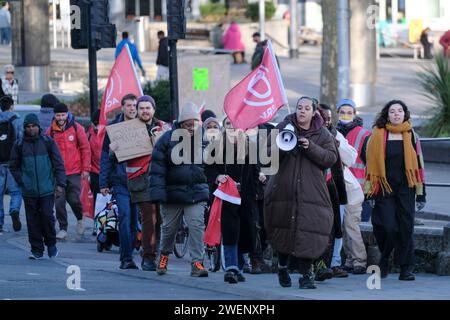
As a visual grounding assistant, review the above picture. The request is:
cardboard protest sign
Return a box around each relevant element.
[106,118,152,162]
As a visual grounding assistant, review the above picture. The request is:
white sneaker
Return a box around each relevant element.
[77,219,85,235]
[56,230,68,240]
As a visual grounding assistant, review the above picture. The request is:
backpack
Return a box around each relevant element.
[0,115,18,163]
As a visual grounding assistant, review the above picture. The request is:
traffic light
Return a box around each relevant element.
[167,0,186,40]
[70,0,116,50]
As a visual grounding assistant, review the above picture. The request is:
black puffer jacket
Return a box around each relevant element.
[149,122,209,204]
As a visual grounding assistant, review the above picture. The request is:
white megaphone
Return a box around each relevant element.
[276,124,297,151]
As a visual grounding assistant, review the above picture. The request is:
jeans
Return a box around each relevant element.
[223,244,245,273]
[0,165,22,227]
[23,195,56,255]
[113,186,138,263]
[0,27,11,45]
[331,205,345,268]
[160,202,206,263]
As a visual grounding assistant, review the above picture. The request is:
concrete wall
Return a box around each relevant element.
[178,54,231,119]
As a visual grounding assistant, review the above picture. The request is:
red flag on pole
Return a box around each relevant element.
[98,45,143,145]
[224,40,288,130]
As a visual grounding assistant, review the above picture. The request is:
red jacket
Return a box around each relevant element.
[88,125,101,174]
[47,117,91,176]
[440,30,450,54]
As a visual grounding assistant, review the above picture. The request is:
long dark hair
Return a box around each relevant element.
[373,100,411,129]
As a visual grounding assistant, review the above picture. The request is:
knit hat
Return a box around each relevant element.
[53,103,69,114]
[203,117,220,130]
[201,109,216,122]
[137,95,156,108]
[178,102,200,123]
[40,93,60,109]
[23,113,40,128]
[336,99,356,111]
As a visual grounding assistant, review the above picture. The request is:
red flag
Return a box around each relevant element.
[224,40,288,130]
[98,45,143,145]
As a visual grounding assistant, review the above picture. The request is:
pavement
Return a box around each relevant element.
[1,203,450,300]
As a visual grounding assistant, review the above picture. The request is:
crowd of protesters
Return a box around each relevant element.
[0,88,427,289]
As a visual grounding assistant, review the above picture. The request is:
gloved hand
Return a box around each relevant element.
[416,201,425,212]
[368,199,375,209]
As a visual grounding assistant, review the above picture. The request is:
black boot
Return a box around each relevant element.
[277,267,292,287]
[299,273,316,289]
[224,270,238,284]
[141,258,157,271]
[399,265,415,281]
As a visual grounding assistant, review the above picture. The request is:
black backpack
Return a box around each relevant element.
[0,115,18,163]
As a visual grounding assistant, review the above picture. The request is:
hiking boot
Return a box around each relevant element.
[224,271,238,284]
[315,267,333,282]
[399,266,415,281]
[156,254,169,275]
[277,267,292,288]
[47,245,59,258]
[353,266,367,275]
[141,258,157,271]
[250,258,263,274]
[56,230,68,240]
[191,261,208,277]
[119,260,139,270]
[10,211,22,232]
[299,274,316,289]
[29,252,44,260]
[331,266,348,278]
[237,273,246,282]
[77,219,85,236]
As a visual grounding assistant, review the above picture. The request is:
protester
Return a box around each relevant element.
[0,1,11,45]
[0,96,22,233]
[316,103,357,279]
[9,113,66,259]
[439,29,450,57]
[420,28,433,60]
[156,31,169,81]
[0,64,18,104]
[47,103,91,240]
[211,23,224,49]
[88,110,101,209]
[123,95,164,271]
[365,100,426,281]
[205,117,259,283]
[265,97,338,289]
[115,31,146,78]
[38,93,60,133]
[336,99,369,274]
[150,102,209,277]
[222,22,245,64]
[100,94,140,270]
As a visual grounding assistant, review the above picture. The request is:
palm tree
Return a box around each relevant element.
[417,54,450,137]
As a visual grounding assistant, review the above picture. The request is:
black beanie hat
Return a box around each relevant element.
[201,109,217,123]
[40,93,60,109]
[23,113,40,128]
[53,103,69,114]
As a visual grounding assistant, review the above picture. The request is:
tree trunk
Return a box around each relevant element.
[320,0,338,106]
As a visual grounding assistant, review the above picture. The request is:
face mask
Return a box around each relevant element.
[339,115,353,124]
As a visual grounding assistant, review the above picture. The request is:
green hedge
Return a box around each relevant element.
[245,2,276,22]
[200,3,227,17]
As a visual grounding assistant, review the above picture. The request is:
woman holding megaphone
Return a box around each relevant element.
[264,96,338,289]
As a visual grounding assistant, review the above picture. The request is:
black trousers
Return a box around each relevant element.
[372,184,416,266]
[24,195,57,254]
[221,197,255,254]
[249,199,268,260]
[90,172,100,207]
[278,253,313,275]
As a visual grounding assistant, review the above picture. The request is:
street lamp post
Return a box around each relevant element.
[259,0,265,40]
[289,0,298,58]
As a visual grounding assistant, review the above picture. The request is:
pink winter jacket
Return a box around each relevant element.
[222,23,245,51]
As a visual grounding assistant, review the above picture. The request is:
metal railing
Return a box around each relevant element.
[421,137,450,188]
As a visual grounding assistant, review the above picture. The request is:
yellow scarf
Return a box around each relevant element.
[366,121,421,196]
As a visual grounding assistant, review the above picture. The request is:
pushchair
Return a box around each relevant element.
[94,199,120,252]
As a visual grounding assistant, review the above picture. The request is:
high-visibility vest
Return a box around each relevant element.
[346,126,371,189]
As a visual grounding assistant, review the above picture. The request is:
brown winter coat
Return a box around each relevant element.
[264,113,338,259]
